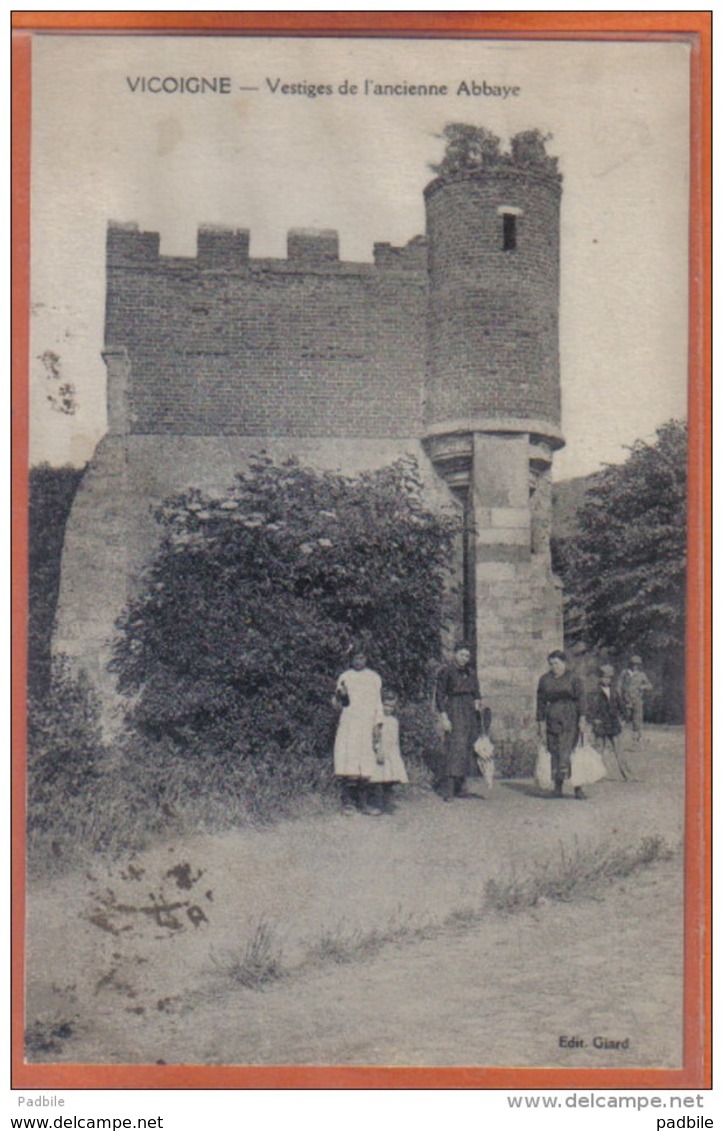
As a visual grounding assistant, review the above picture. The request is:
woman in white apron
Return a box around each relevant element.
[332,646,384,814]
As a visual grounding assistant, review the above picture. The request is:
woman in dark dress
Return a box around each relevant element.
[536,650,587,798]
[435,641,482,802]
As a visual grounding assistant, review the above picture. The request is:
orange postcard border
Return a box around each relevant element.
[11,10,712,1091]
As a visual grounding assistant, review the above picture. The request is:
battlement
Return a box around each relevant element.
[424,162,563,205]
[287,228,339,264]
[198,224,250,269]
[106,222,161,266]
[104,220,429,440]
[106,220,427,274]
[373,235,428,271]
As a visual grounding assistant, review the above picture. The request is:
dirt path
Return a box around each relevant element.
[25,727,685,1067]
[136,858,682,1069]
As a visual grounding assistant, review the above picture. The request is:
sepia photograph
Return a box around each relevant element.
[14,22,707,1087]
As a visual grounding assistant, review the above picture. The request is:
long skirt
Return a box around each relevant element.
[545,701,580,780]
[443,696,478,778]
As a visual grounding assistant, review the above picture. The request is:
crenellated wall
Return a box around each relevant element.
[105,223,428,439]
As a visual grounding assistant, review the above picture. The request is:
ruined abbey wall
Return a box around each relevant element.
[55,145,566,738]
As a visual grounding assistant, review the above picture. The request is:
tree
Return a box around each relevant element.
[555,420,687,660]
[112,456,458,776]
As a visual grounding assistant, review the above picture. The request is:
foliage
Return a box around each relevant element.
[553,421,687,659]
[430,124,558,179]
[397,700,443,784]
[509,129,559,174]
[27,658,172,871]
[112,456,458,784]
[27,656,106,837]
[430,123,502,176]
[28,464,85,697]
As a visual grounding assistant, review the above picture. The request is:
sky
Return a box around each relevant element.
[29,34,691,480]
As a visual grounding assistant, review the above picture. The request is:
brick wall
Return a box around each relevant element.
[105,225,427,438]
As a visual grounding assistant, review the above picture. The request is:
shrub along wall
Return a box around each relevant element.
[111,456,459,796]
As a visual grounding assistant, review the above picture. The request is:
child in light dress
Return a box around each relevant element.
[368,690,409,815]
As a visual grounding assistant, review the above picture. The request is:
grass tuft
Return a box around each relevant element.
[484,835,673,914]
[305,921,366,965]
[211,918,285,990]
[305,907,431,969]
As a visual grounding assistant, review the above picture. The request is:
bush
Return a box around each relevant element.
[27,656,105,829]
[116,730,336,830]
[112,456,458,799]
[27,657,194,868]
[26,656,143,868]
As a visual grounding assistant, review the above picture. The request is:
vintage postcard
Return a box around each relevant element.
[13,16,710,1089]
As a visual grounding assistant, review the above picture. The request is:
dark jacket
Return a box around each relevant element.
[590,684,623,738]
[436,663,481,778]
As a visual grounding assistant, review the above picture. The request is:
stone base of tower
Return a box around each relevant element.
[471,432,563,747]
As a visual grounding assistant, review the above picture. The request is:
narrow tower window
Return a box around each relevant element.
[502,212,517,251]
[497,205,524,252]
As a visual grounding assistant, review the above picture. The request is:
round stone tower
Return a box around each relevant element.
[423,136,564,737]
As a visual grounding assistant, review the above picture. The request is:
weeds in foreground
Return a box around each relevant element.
[26,742,338,879]
[305,908,428,967]
[211,918,285,990]
[304,921,367,966]
[210,835,675,995]
[484,835,673,914]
